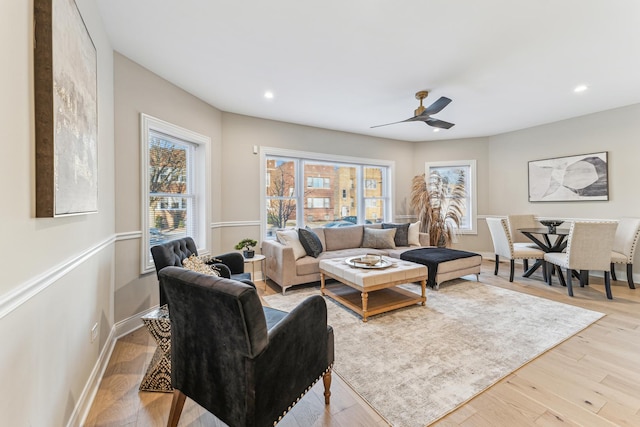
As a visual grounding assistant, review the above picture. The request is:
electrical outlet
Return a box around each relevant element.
[91,322,99,343]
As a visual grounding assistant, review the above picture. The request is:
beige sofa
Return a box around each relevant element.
[262,224,431,294]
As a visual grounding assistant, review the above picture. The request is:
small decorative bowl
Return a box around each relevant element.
[540,220,564,233]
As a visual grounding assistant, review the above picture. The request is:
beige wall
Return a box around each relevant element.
[0,0,115,425]
[112,53,224,322]
[220,112,416,250]
[413,104,640,264]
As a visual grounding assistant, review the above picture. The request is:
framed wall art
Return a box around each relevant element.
[528,152,608,202]
[34,0,98,217]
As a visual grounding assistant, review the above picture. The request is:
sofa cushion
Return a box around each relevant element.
[309,227,326,250]
[298,227,323,258]
[324,225,363,251]
[408,221,421,246]
[382,222,410,247]
[276,229,307,260]
[362,227,396,249]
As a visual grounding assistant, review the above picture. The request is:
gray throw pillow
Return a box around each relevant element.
[382,223,410,247]
[362,227,396,249]
[298,227,323,258]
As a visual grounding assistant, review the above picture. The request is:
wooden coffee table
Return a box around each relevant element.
[319,257,428,322]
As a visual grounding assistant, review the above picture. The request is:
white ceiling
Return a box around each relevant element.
[96,0,640,142]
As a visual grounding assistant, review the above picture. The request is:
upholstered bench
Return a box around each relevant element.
[400,247,482,289]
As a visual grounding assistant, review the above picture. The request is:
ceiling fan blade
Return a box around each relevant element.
[425,118,455,129]
[421,96,452,116]
[370,117,414,128]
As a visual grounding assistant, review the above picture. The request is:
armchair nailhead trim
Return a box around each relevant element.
[272,363,334,426]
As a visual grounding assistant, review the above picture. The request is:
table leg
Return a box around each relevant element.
[361,291,369,322]
[320,273,326,295]
[420,279,426,306]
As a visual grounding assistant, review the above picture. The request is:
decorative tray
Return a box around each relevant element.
[345,255,394,269]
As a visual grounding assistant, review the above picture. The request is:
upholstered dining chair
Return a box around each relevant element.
[486,217,546,282]
[159,267,334,427]
[151,237,251,306]
[610,217,640,289]
[544,221,618,299]
[507,214,539,270]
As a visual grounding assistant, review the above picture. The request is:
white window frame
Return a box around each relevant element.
[260,147,394,240]
[140,114,211,273]
[425,160,477,235]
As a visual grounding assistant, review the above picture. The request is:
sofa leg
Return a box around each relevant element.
[167,389,186,427]
[323,370,332,404]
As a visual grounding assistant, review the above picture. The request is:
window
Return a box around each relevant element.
[141,114,210,273]
[261,147,393,239]
[425,160,477,234]
[307,177,330,188]
[308,198,330,208]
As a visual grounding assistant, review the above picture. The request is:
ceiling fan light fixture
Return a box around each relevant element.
[433,128,440,132]
[574,85,588,93]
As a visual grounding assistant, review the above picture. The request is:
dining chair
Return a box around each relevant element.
[507,214,539,270]
[544,221,617,299]
[486,217,546,282]
[610,217,640,289]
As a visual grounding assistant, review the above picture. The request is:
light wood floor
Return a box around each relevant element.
[85,261,640,426]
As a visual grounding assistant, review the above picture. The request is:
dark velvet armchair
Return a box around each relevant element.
[150,237,251,306]
[159,267,334,427]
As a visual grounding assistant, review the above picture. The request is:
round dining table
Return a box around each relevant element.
[517,227,570,278]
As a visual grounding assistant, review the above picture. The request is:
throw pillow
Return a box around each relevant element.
[298,227,323,258]
[382,222,410,247]
[361,227,396,249]
[408,221,421,246]
[182,254,221,276]
[276,229,307,260]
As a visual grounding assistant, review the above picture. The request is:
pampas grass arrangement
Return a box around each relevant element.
[410,171,466,247]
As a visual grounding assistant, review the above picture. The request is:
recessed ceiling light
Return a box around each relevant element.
[574,85,588,93]
[433,128,440,133]
[264,91,274,99]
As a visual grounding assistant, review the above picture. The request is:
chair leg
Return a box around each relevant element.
[509,260,515,282]
[547,264,553,286]
[610,263,617,281]
[557,268,567,288]
[167,389,186,427]
[494,255,499,275]
[542,261,548,284]
[523,259,529,272]
[604,271,613,299]
[323,369,332,404]
[565,268,573,297]
[627,264,636,289]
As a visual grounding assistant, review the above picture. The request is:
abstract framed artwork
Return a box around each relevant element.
[528,152,608,202]
[34,0,98,217]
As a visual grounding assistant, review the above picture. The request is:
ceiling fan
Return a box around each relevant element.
[371,90,455,130]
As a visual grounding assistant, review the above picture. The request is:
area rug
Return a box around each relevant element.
[263,281,604,427]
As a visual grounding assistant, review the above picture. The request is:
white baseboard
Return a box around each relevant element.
[72,305,158,427]
[68,327,117,427]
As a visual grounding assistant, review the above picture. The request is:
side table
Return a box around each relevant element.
[139,306,172,392]
[243,253,266,281]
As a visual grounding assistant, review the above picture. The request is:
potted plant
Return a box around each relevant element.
[410,171,466,247]
[235,238,258,258]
